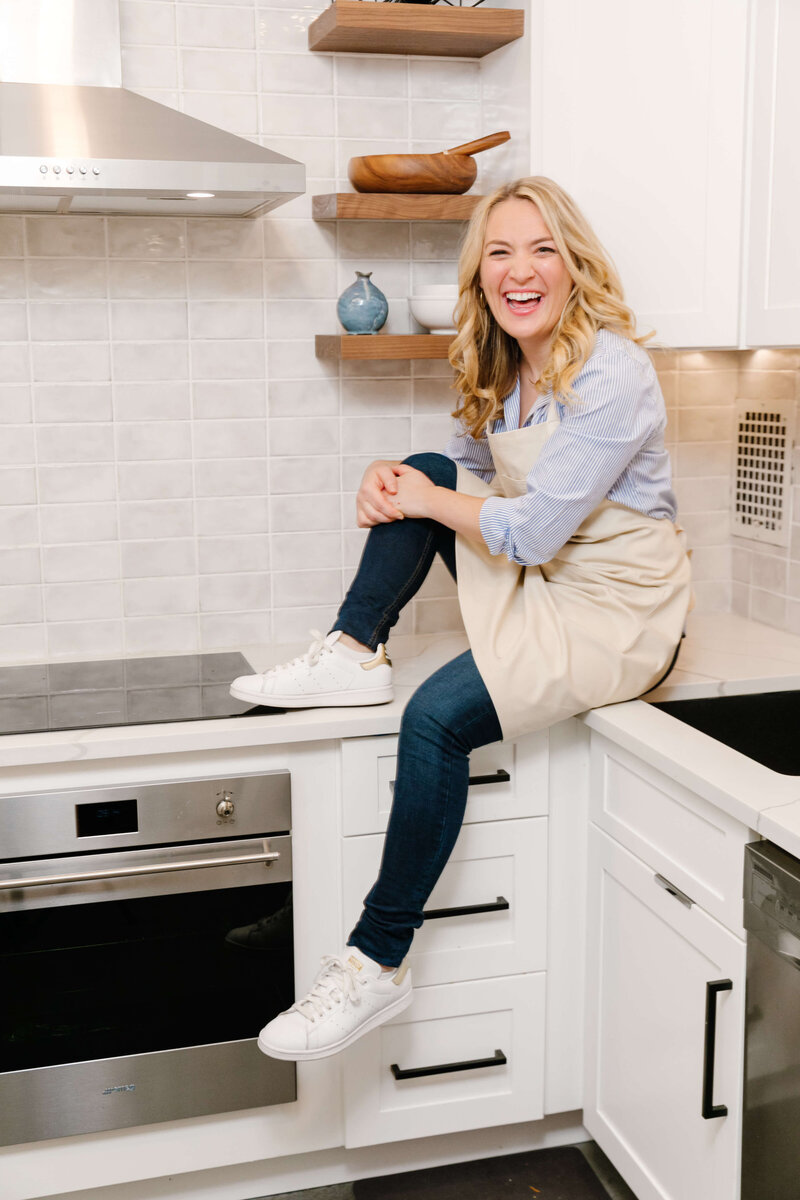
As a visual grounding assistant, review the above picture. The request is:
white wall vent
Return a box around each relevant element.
[732,401,794,546]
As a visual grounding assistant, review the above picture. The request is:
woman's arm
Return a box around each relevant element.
[392,466,486,544]
[480,350,666,565]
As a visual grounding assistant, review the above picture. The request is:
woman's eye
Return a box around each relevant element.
[536,246,556,255]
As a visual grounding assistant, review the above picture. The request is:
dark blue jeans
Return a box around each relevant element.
[335,453,503,968]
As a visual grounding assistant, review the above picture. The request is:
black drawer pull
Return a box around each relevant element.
[469,769,511,786]
[391,769,509,797]
[423,896,510,921]
[702,979,732,1119]
[391,1048,507,1081]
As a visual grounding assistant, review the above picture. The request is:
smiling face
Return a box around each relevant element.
[479,196,574,365]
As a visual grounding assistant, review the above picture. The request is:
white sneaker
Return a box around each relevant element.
[230,630,393,708]
[257,946,412,1061]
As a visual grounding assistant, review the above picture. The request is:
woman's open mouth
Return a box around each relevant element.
[504,291,543,314]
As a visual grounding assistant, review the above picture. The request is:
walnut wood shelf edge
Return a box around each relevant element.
[312,193,482,221]
[308,2,524,58]
[316,334,454,360]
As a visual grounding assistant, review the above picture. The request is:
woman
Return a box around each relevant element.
[230,176,692,1062]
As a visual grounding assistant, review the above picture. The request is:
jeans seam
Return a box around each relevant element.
[364,525,436,647]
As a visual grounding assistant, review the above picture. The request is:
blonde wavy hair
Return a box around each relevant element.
[449,176,650,440]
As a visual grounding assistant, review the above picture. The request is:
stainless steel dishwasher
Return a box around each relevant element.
[742,840,800,1199]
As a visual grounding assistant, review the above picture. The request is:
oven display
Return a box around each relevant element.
[76,798,139,838]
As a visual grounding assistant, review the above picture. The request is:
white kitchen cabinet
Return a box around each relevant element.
[588,734,752,934]
[537,0,749,347]
[343,973,546,1148]
[583,730,751,1200]
[340,730,548,836]
[745,0,800,345]
[338,727,578,1149]
[342,817,548,986]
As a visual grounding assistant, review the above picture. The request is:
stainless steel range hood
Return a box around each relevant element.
[0,0,305,217]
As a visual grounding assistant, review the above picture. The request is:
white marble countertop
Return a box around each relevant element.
[2,612,800,858]
[586,611,800,858]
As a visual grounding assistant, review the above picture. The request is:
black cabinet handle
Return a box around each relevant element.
[702,979,732,1119]
[391,769,509,797]
[423,895,509,921]
[469,769,510,786]
[391,1048,507,1081]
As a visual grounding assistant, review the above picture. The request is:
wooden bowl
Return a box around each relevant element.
[348,131,510,196]
[348,152,476,195]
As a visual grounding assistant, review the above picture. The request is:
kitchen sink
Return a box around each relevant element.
[652,690,800,776]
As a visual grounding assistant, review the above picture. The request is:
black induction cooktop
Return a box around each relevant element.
[0,652,278,735]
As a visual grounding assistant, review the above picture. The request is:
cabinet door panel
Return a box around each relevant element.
[746,0,800,343]
[344,974,545,1147]
[341,731,547,836]
[539,0,748,347]
[589,734,752,934]
[342,818,547,985]
[584,825,745,1200]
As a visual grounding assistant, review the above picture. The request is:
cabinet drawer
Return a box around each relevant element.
[343,974,545,1148]
[589,734,751,933]
[342,818,547,986]
[341,730,548,836]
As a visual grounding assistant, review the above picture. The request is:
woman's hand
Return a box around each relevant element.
[356,460,405,528]
[392,465,438,520]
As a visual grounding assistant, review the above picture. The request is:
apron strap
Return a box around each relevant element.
[639,631,685,696]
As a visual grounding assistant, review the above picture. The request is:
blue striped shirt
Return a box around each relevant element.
[443,328,677,566]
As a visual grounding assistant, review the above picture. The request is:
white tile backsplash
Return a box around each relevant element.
[27,259,107,298]
[44,543,121,583]
[0,217,24,257]
[24,217,105,258]
[119,500,194,540]
[0,344,30,383]
[0,468,36,505]
[117,461,194,500]
[181,48,258,90]
[0,427,35,464]
[38,465,117,504]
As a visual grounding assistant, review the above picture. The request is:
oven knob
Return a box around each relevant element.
[216,794,235,818]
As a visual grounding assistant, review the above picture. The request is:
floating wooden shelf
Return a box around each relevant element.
[316,334,454,360]
[313,193,482,221]
[308,2,524,58]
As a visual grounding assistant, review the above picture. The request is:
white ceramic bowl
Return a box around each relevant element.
[409,285,459,334]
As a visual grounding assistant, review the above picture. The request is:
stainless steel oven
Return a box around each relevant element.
[0,771,295,1146]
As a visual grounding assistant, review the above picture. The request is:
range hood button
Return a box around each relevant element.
[39,164,47,174]
[79,165,87,175]
[66,165,74,174]
[52,165,61,174]
[92,166,100,176]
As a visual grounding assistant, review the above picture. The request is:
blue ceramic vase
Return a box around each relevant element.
[337,271,388,335]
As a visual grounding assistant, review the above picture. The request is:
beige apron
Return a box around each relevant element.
[455,401,692,740]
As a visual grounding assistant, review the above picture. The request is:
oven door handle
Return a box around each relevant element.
[0,845,282,891]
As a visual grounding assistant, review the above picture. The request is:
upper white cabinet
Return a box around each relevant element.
[745,0,800,345]
[537,0,749,348]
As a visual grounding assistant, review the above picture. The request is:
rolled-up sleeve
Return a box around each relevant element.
[442,423,496,484]
[481,352,663,565]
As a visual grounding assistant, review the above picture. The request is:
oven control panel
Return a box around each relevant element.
[0,772,291,860]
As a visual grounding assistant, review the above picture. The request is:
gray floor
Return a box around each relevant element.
[249,1142,639,1200]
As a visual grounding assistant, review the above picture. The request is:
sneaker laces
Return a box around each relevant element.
[291,955,362,1023]
[265,630,332,677]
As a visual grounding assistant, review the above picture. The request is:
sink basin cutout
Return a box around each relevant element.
[652,690,800,776]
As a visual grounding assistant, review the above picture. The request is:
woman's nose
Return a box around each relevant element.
[509,254,537,281]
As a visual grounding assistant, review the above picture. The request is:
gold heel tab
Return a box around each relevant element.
[360,644,391,671]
